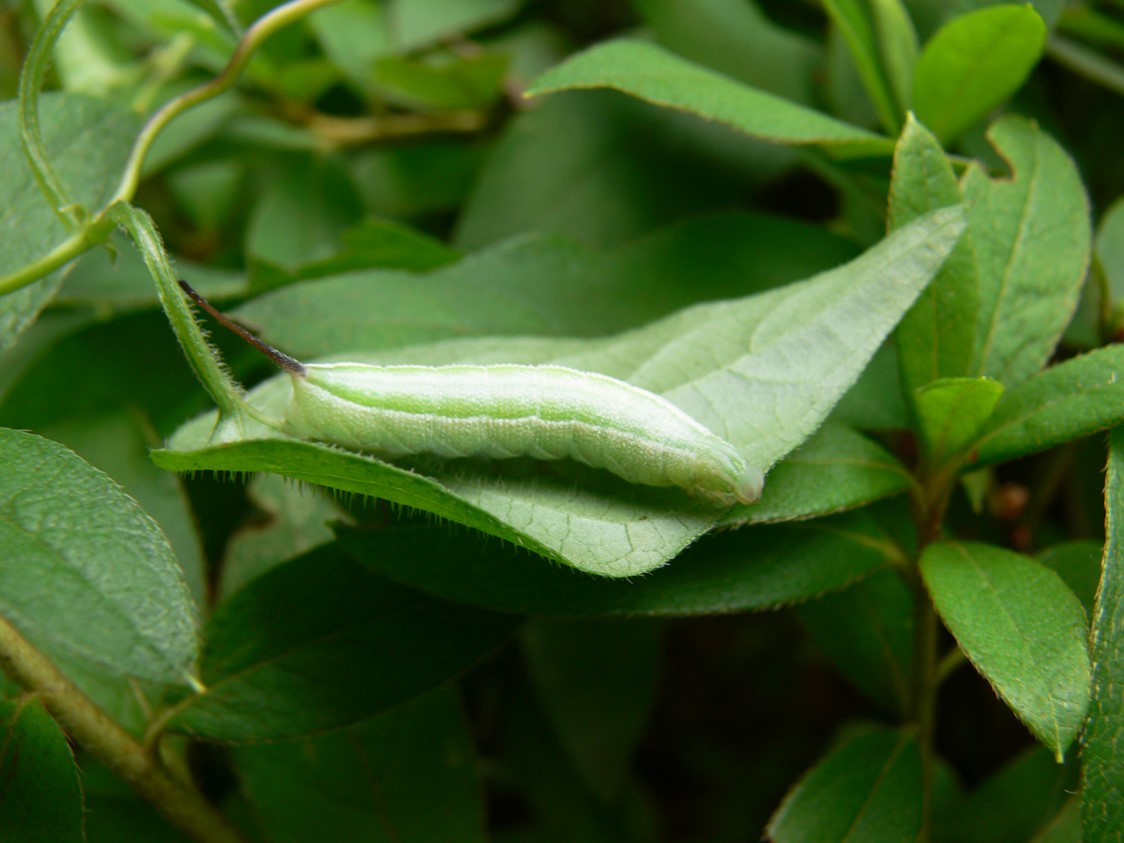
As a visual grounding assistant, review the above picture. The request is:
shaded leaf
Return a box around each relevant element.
[921,542,1091,759]
[233,687,485,843]
[913,377,1003,465]
[767,728,923,842]
[338,511,900,617]
[0,700,85,843]
[168,546,518,741]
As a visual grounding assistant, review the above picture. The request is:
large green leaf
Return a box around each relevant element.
[921,542,1091,760]
[156,208,965,576]
[767,728,923,842]
[889,114,979,395]
[966,116,1091,388]
[0,700,85,843]
[0,428,198,684]
[232,687,485,843]
[167,546,518,741]
[1082,428,1124,840]
[0,93,142,351]
[338,511,900,617]
[525,40,894,158]
[913,5,1047,142]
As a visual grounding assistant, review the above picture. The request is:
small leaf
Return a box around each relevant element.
[0,700,85,843]
[526,40,894,158]
[1037,541,1102,619]
[767,728,923,842]
[913,6,1047,142]
[338,511,900,617]
[168,546,518,741]
[0,428,198,684]
[233,688,485,843]
[1081,428,1124,839]
[970,345,1124,468]
[913,377,1003,464]
[920,542,1091,760]
[889,114,980,394]
[966,117,1091,387]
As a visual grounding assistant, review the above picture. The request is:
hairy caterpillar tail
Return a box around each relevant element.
[179,281,762,506]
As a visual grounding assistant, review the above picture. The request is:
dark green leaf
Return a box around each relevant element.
[233,687,485,843]
[920,542,1091,759]
[1081,428,1124,840]
[889,114,980,394]
[526,40,893,158]
[966,117,1091,387]
[338,511,899,617]
[168,546,518,741]
[0,428,198,684]
[798,569,913,714]
[767,728,923,842]
[1037,541,1102,619]
[523,618,659,800]
[913,6,1047,141]
[0,700,84,843]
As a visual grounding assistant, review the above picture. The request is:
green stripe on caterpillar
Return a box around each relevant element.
[179,281,763,506]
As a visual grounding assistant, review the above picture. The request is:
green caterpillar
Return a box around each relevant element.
[181,281,762,506]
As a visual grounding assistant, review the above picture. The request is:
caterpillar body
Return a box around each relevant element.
[181,282,762,506]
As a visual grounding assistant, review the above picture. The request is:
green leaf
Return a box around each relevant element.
[1037,540,1102,619]
[920,542,1091,760]
[950,746,1078,843]
[0,93,142,348]
[723,422,914,526]
[338,511,900,617]
[523,618,659,800]
[232,687,486,843]
[969,345,1124,468]
[525,40,894,158]
[239,213,860,358]
[825,0,919,133]
[632,0,820,104]
[767,728,923,842]
[912,5,1047,142]
[1081,428,1124,839]
[797,569,913,713]
[966,116,1092,387]
[0,428,198,684]
[386,0,521,51]
[0,699,85,843]
[454,91,777,249]
[157,208,965,576]
[889,114,980,394]
[913,377,1004,464]
[372,52,508,110]
[168,546,518,741]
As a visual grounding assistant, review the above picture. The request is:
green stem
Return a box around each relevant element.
[109,0,345,205]
[0,222,106,297]
[1046,35,1124,97]
[109,203,245,416]
[0,615,249,843]
[18,0,88,226]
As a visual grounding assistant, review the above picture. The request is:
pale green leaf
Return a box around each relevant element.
[914,377,1003,464]
[921,542,1091,760]
[157,208,965,576]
